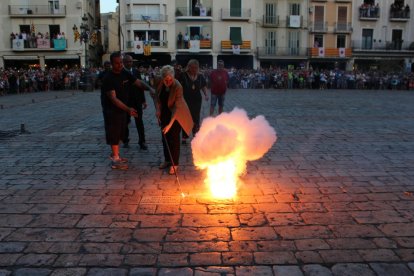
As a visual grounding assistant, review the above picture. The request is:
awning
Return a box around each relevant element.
[3,56,39,60]
[45,55,80,60]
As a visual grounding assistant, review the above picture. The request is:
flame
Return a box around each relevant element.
[192,108,277,200]
[204,158,238,199]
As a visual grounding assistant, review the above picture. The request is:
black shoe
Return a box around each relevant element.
[139,143,148,150]
[123,143,130,149]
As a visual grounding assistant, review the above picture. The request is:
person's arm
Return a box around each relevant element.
[106,90,138,117]
[134,78,155,95]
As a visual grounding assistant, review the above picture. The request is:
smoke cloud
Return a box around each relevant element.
[191,107,277,170]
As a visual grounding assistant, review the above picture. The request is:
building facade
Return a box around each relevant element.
[351,0,414,71]
[0,0,102,69]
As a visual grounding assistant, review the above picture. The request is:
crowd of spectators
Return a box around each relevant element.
[10,31,66,49]
[1,65,414,96]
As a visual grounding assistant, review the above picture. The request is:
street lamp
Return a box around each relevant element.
[80,14,89,68]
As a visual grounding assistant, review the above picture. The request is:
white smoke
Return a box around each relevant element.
[191,107,277,170]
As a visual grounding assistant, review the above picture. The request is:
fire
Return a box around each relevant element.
[203,158,239,199]
[192,108,277,199]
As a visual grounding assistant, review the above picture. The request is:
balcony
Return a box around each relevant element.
[389,9,410,21]
[126,14,168,22]
[176,39,212,53]
[352,40,414,51]
[221,40,251,52]
[335,0,352,2]
[309,47,352,58]
[334,22,352,33]
[309,21,327,33]
[9,5,66,17]
[221,9,251,21]
[257,47,308,58]
[359,7,380,20]
[11,38,67,51]
[263,15,279,27]
[126,40,168,49]
[286,15,302,28]
[175,6,212,20]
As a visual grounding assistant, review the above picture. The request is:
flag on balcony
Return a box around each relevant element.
[189,40,200,53]
[289,15,300,28]
[31,23,35,34]
[12,39,24,51]
[134,41,144,54]
[142,15,151,28]
[232,45,240,55]
[318,47,325,57]
[339,48,346,58]
[144,42,151,56]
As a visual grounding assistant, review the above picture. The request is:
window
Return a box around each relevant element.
[362,29,373,49]
[314,6,324,30]
[230,0,242,17]
[230,27,242,45]
[337,34,346,48]
[288,31,300,55]
[134,30,161,45]
[265,3,277,25]
[314,34,324,47]
[265,31,277,54]
[289,3,300,16]
[133,4,160,19]
[391,29,403,50]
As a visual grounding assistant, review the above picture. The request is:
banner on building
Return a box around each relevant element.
[318,47,325,57]
[289,15,301,28]
[53,39,66,50]
[143,43,151,56]
[339,48,346,58]
[189,40,200,53]
[200,7,207,16]
[232,45,240,55]
[12,39,24,51]
[37,38,50,48]
[134,41,144,54]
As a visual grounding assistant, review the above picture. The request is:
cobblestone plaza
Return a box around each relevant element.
[0,89,413,275]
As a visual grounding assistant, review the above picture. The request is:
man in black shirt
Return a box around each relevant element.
[101,52,154,169]
[122,55,148,150]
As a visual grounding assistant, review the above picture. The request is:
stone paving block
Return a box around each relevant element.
[53,254,82,267]
[302,264,333,276]
[0,269,12,276]
[78,254,124,266]
[163,241,228,253]
[0,242,26,253]
[5,228,80,242]
[273,265,304,276]
[50,268,87,276]
[86,268,128,276]
[13,268,52,276]
[157,253,188,267]
[158,268,193,276]
[231,227,278,241]
[0,214,33,227]
[194,266,234,275]
[358,249,400,262]
[129,267,157,276]
[189,252,222,266]
[123,254,157,266]
[370,263,414,276]
[182,214,240,227]
[331,263,375,276]
[275,226,333,239]
[295,251,324,264]
[166,227,230,242]
[80,228,133,242]
[15,253,57,266]
[319,250,364,263]
[235,266,273,276]
[254,251,297,265]
[222,252,253,265]
[378,223,414,237]
[0,253,22,266]
[295,239,330,250]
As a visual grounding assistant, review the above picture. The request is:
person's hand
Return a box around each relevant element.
[162,123,172,134]
[149,88,156,98]
[143,102,148,109]
[205,95,209,101]
[129,107,138,117]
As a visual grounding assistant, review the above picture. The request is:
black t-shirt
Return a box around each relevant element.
[101,69,137,115]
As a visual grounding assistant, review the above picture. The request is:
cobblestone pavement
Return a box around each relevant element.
[0,89,414,275]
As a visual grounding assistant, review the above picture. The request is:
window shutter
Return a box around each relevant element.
[230,27,242,45]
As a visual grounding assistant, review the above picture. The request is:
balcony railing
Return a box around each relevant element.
[309,21,327,32]
[389,9,410,21]
[221,40,251,52]
[175,6,212,17]
[127,40,168,48]
[221,9,251,20]
[334,22,352,33]
[9,5,66,17]
[126,14,168,22]
[263,15,279,27]
[177,39,212,50]
[286,15,302,28]
[11,38,67,51]
[309,47,352,58]
[352,40,414,51]
[257,47,308,57]
[359,7,380,20]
